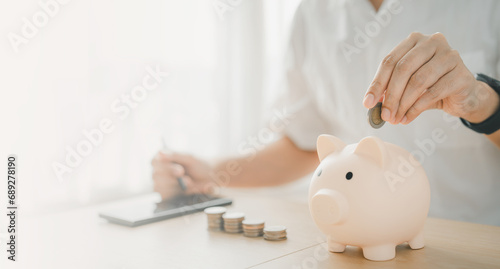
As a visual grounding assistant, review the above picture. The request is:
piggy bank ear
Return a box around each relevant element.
[317,135,346,161]
[354,136,386,167]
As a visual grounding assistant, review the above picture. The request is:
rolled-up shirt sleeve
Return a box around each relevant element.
[273,4,328,151]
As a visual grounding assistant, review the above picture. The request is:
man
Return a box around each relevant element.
[152,0,500,225]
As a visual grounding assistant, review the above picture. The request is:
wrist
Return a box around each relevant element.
[207,158,240,188]
[462,81,500,124]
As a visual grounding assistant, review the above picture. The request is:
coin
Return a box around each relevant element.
[367,102,385,129]
[205,207,227,231]
[263,225,287,241]
[263,235,287,241]
[242,219,265,226]
[204,207,227,215]
[222,212,245,220]
[242,219,265,237]
[264,225,286,232]
[223,212,245,233]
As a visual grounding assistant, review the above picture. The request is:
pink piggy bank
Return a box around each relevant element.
[309,135,430,261]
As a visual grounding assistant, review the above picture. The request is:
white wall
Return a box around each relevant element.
[0,0,302,215]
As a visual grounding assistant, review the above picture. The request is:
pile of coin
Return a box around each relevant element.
[222,212,245,233]
[204,207,227,231]
[263,225,287,241]
[242,219,265,237]
[204,207,287,241]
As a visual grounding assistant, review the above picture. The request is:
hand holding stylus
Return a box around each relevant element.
[152,140,214,200]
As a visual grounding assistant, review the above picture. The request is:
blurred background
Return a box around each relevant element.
[0,0,303,216]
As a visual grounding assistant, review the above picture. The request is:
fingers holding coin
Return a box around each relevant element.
[363,32,468,126]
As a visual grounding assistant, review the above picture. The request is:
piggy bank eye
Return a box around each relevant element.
[317,169,322,177]
[345,172,353,180]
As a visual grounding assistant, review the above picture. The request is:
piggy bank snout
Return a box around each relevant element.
[311,189,349,225]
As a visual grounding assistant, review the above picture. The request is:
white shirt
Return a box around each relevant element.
[279,0,500,225]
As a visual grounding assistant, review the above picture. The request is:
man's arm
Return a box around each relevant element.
[214,136,319,187]
[152,136,319,199]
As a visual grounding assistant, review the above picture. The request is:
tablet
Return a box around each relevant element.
[99,194,232,227]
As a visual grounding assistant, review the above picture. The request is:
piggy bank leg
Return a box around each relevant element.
[362,245,396,261]
[408,229,425,250]
[327,236,345,253]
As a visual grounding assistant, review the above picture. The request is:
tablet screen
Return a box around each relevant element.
[99,194,232,227]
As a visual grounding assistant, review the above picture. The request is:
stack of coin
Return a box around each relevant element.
[242,219,265,237]
[222,212,245,233]
[263,225,287,241]
[204,207,227,231]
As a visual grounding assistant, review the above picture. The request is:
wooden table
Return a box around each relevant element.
[6,191,500,269]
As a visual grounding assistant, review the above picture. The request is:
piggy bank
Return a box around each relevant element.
[308,135,430,261]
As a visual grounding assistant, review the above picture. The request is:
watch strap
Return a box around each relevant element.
[460,73,500,135]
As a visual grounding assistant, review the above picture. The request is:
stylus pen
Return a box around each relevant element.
[161,138,187,192]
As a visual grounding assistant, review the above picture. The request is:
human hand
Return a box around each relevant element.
[151,151,213,200]
[363,32,499,125]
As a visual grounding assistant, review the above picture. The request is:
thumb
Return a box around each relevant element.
[170,163,186,178]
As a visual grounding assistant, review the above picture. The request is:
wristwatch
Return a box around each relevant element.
[460,73,500,134]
